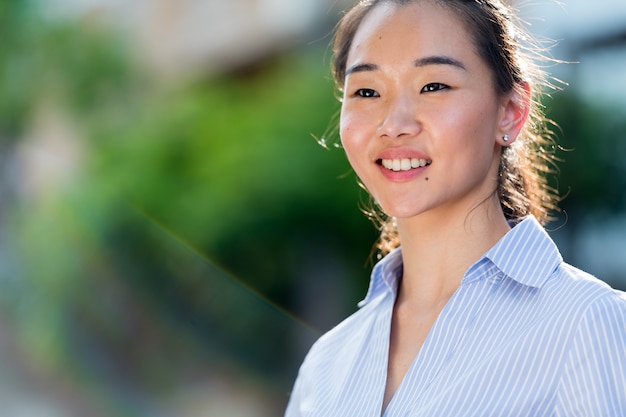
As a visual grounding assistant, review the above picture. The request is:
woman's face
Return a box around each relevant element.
[340,1,512,221]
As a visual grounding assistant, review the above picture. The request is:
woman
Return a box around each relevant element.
[286,0,626,416]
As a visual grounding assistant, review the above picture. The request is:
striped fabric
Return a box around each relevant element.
[285,216,626,416]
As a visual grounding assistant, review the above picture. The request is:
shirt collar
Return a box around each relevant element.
[483,215,562,288]
[358,247,403,307]
[359,216,562,307]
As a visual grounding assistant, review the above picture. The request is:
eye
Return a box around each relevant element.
[354,88,380,98]
[421,83,449,93]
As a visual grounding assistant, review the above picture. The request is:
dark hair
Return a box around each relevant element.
[332,0,560,256]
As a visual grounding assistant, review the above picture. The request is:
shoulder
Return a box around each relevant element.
[299,293,389,373]
[553,261,625,307]
[298,250,401,372]
[553,266,626,413]
[562,263,626,327]
[524,260,626,345]
[549,262,626,346]
[286,294,392,415]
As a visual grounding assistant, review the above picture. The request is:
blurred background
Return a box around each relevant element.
[1,0,624,415]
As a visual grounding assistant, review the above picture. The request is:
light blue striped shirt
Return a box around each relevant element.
[286,216,626,416]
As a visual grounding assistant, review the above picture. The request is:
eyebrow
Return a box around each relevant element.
[345,55,467,76]
[346,63,378,75]
[414,55,466,70]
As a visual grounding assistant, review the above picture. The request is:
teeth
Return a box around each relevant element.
[381,158,431,171]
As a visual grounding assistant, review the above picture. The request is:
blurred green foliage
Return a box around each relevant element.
[2,2,377,412]
[0,1,138,141]
[547,93,626,214]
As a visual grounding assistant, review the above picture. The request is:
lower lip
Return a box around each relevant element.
[378,164,429,181]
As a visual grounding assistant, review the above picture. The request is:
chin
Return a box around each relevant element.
[378,202,426,220]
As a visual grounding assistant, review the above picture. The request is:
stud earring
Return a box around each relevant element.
[503,134,510,142]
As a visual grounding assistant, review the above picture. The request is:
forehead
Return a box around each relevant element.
[347,2,477,66]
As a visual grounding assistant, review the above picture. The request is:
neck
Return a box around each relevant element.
[395,197,510,309]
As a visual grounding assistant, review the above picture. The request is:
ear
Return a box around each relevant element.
[497,81,531,146]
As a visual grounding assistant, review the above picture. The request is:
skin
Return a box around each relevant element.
[339,1,530,411]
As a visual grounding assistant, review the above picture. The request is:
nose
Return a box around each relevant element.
[376,92,421,139]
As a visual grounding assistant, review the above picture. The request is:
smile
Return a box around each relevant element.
[379,158,432,172]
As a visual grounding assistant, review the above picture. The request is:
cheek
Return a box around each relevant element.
[339,114,372,178]
[445,101,496,143]
[340,127,358,169]
[339,121,349,151]
[339,113,362,152]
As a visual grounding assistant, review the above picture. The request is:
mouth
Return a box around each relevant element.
[378,158,432,172]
